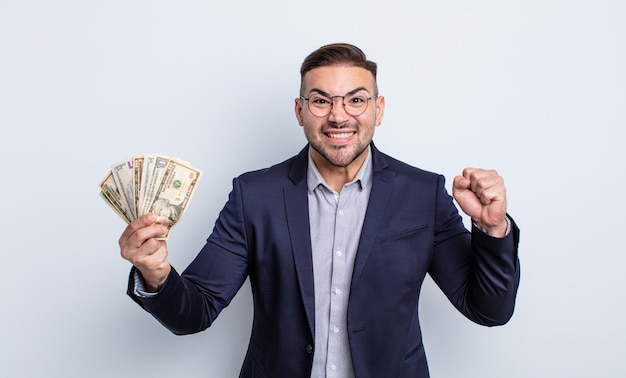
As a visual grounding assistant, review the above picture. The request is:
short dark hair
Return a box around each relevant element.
[300,43,378,94]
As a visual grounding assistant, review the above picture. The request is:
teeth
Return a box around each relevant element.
[328,132,353,138]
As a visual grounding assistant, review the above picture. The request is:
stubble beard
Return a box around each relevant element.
[310,140,368,168]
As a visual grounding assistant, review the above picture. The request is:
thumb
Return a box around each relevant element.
[136,212,158,227]
[452,175,470,193]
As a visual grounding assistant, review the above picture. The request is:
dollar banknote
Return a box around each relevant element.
[99,154,202,240]
[138,154,170,217]
[99,172,131,223]
[111,157,138,221]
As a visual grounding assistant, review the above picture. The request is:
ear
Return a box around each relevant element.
[294,97,305,126]
[374,95,385,126]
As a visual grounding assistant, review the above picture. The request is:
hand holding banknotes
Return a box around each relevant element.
[119,213,172,292]
[100,154,201,291]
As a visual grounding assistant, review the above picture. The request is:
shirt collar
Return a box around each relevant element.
[307,145,373,194]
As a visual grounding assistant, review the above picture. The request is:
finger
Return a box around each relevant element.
[119,215,168,262]
[120,225,168,265]
[452,175,470,191]
[481,175,504,198]
[119,213,158,247]
[478,183,507,204]
[461,168,482,192]
[477,188,495,205]
[126,223,167,251]
[462,167,478,180]
[464,168,501,194]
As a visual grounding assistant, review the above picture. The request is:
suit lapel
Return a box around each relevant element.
[351,146,395,288]
[284,146,315,336]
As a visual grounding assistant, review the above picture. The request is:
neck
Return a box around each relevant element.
[310,147,368,193]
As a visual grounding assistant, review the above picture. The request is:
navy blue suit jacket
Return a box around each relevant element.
[129,144,520,377]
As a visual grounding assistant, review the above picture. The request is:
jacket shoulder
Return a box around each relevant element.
[236,150,303,187]
[375,149,443,183]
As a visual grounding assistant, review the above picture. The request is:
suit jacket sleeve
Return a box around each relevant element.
[429,174,520,326]
[127,176,250,335]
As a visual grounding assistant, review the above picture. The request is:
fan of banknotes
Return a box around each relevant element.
[99,154,202,240]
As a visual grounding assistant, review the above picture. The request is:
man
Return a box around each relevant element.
[120,43,520,377]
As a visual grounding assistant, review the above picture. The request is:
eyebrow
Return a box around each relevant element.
[308,86,370,97]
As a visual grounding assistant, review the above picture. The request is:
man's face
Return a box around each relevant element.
[295,65,385,170]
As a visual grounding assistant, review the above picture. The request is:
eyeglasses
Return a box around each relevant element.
[300,92,377,118]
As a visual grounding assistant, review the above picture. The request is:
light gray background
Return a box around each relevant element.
[1,1,624,377]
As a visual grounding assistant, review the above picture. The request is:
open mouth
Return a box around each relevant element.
[325,131,355,139]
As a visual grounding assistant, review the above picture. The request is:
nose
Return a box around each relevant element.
[328,96,349,123]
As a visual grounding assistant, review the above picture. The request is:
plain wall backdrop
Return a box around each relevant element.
[1,1,624,377]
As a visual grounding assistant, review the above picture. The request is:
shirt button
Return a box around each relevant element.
[334,289,341,295]
[338,209,344,216]
[333,326,339,333]
[336,251,342,256]
[330,364,337,371]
